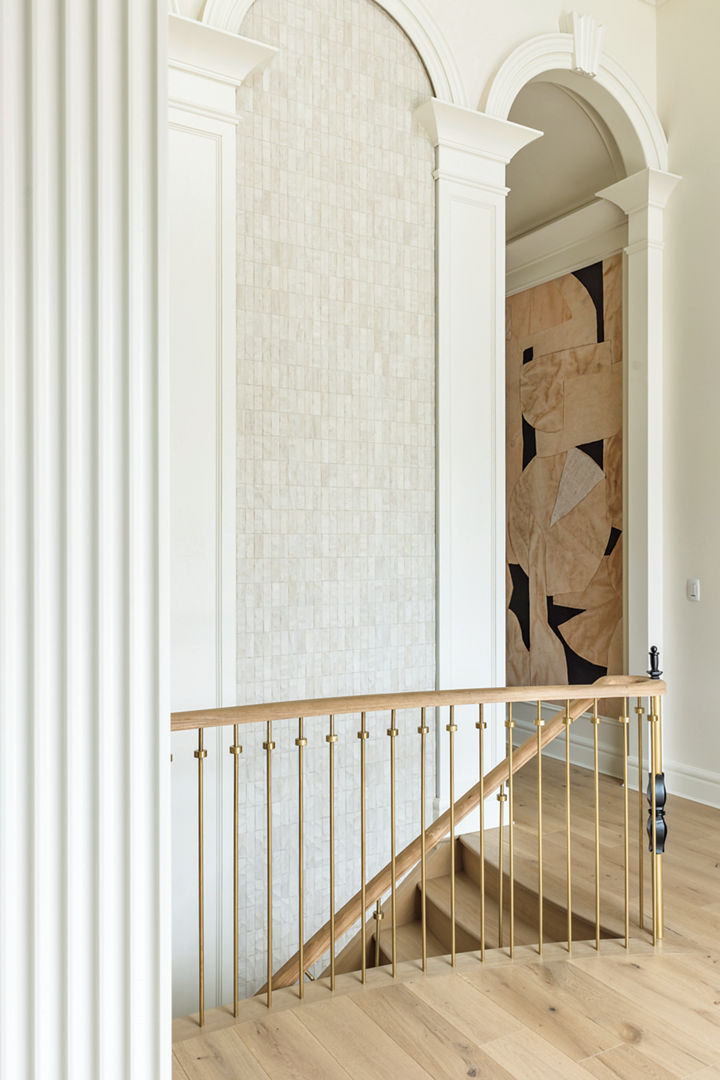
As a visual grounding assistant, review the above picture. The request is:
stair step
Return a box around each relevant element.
[375,921,447,965]
[424,872,541,951]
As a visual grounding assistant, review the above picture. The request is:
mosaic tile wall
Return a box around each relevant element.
[231,0,436,1000]
[506,256,624,690]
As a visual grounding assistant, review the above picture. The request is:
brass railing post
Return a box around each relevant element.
[418,708,429,972]
[635,696,645,929]
[263,720,276,1007]
[447,706,458,966]
[475,704,486,961]
[592,699,601,950]
[326,715,338,989]
[535,700,544,956]
[358,712,369,983]
[506,704,515,958]
[387,711,399,977]
[295,718,307,997]
[373,900,383,967]
[229,726,243,1016]
[620,700,630,948]
[194,729,208,1026]
[563,701,573,954]
[497,784,506,949]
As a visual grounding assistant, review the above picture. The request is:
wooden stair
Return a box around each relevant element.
[333,824,610,977]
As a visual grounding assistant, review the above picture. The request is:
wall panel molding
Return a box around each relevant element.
[0,2,168,1078]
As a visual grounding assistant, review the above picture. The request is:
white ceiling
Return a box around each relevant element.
[506,80,626,241]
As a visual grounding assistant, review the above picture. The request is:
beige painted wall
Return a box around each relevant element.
[658,0,720,804]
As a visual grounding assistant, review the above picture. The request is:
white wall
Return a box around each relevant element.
[658,0,720,806]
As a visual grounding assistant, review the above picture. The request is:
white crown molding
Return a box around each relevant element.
[415,98,542,163]
[198,0,467,104]
[482,31,668,172]
[168,13,276,86]
[570,12,605,78]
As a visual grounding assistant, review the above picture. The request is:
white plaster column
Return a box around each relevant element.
[415,100,541,816]
[597,169,681,682]
[1,2,167,1078]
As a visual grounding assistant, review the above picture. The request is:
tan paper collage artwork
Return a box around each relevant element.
[506,256,623,687]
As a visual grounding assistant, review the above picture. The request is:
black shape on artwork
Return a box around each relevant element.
[523,346,534,365]
[604,526,622,556]
[522,416,537,471]
[508,564,530,651]
[577,439,604,470]
[572,261,605,343]
[547,595,607,684]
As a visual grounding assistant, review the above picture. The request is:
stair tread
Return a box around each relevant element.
[376,921,447,964]
[424,872,541,947]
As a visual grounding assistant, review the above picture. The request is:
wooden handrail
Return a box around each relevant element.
[264,675,655,991]
[171,675,664,732]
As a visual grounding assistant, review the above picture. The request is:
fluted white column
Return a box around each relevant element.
[0,3,169,1078]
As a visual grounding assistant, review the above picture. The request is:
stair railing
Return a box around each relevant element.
[171,667,665,1026]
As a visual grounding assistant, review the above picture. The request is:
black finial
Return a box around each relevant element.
[648,645,662,679]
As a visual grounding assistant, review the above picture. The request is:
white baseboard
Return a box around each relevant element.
[514,714,720,809]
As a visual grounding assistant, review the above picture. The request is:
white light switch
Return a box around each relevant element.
[687,577,701,602]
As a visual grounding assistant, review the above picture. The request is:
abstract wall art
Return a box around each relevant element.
[506,256,623,687]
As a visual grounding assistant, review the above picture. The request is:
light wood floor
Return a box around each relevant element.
[173,758,720,1079]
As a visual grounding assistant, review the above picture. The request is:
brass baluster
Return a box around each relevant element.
[447,706,458,966]
[229,725,243,1016]
[388,711,399,977]
[535,700,544,956]
[564,701,573,955]
[418,708,429,973]
[295,718,307,997]
[620,699,630,949]
[506,704,515,958]
[635,697,645,929]
[373,899,383,967]
[592,699,601,950]
[263,721,276,1007]
[497,784,506,949]
[475,704,486,961]
[194,729,208,1026]
[358,712,369,983]
[327,714,338,990]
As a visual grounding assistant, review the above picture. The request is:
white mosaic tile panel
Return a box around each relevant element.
[231,0,436,1002]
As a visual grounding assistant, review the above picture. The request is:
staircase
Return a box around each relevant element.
[332,811,608,978]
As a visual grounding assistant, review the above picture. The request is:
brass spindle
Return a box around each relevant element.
[635,697,645,929]
[418,708,429,972]
[497,784,506,948]
[264,720,275,1007]
[506,704,515,958]
[295,718,307,997]
[649,696,664,944]
[621,699,630,949]
[535,700,544,956]
[592,699,601,950]
[388,711,399,977]
[194,729,208,1026]
[327,714,338,990]
[229,725,243,1016]
[564,701,572,954]
[447,706,458,966]
[373,899,383,967]
[476,704,486,961]
[358,712,369,983]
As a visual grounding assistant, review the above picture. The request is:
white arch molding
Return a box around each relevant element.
[483,26,681,688]
[199,0,467,104]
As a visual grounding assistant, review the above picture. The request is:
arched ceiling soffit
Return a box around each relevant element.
[190,0,467,105]
[482,16,668,175]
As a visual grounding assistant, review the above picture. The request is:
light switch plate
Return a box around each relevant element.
[687,577,701,601]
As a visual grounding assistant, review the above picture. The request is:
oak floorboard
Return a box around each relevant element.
[174,1027,271,1080]
[235,1011,353,1080]
[295,993,432,1079]
[406,971,523,1044]
[351,982,516,1079]
[482,1027,592,1078]
[579,1043,681,1079]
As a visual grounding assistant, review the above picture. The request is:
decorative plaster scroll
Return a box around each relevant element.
[571,12,606,78]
